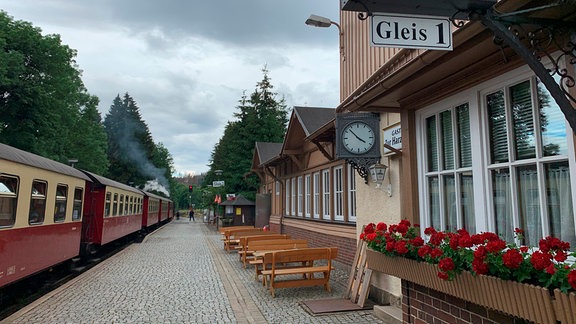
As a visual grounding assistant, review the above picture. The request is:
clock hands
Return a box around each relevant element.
[348,129,366,143]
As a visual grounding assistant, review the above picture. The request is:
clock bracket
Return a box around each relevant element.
[346,157,380,184]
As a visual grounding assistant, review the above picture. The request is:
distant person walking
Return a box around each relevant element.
[189,209,195,222]
[176,210,180,220]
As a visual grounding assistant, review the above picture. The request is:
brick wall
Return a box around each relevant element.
[282,224,357,266]
[402,281,527,324]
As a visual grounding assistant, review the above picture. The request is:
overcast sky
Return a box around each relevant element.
[1,0,341,176]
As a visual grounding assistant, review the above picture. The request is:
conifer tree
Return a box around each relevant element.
[207,67,288,199]
[103,93,168,189]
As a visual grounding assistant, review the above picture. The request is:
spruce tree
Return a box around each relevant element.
[207,66,288,199]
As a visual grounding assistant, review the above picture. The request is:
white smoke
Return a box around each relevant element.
[143,179,170,197]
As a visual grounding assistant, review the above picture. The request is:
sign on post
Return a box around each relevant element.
[213,180,225,187]
[371,13,452,50]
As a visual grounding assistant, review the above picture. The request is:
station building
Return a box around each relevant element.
[253,0,575,322]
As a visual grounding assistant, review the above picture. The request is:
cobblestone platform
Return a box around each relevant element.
[2,220,383,324]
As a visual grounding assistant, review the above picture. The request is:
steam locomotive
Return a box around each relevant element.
[0,143,172,288]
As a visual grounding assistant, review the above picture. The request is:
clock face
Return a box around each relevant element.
[342,121,376,154]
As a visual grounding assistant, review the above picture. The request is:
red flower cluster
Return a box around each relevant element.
[361,221,576,293]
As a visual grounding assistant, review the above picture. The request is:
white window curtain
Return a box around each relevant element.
[322,169,330,220]
[348,164,357,223]
[334,166,344,221]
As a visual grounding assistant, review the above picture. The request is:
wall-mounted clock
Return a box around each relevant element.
[336,113,381,183]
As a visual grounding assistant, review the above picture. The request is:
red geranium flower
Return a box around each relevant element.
[502,249,523,269]
[472,258,489,275]
[437,271,449,280]
[418,245,431,258]
[530,251,553,271]
[568,270,576,290]
[439,257,455,272]
[395,240,409,254]
[376,222,387,231]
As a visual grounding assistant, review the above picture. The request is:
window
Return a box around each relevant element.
[113,193,118,216]
[119,194,125,215]
[105,192,111,217]
[334,166,344,221]
[0,175,18,227]
[275,181,280,196]
[297,176,303,216]
[424,103,474,233]
[30,180,47,224]
[348,164,357,223]
[54,184,68,222]
[285,179,290,215]
[313,172,320,219]
[486,78,573,246]
[291,178,296,216]
[322,169,331,220]
[72,187,83,220]
[419,71,575,248]
[305,174,311,218]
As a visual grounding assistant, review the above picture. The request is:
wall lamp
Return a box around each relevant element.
[305,14,346,61]
[369,163,392,197]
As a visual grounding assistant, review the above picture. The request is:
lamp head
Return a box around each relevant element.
[305,14,333,28]
[369,163,388,187]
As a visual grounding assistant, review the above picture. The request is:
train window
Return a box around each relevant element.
[29,180,47,224]
[0,175,18,227]
[72,187,83,220]
[113,193,118,216]
[129,196,134,214]
[119,194,124,215]
[124,195,128,215]
[105,192,111,217]
[54,185,68,222]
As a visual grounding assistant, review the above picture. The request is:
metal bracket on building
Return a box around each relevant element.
[346,157,379,184]
[476,6,576,132]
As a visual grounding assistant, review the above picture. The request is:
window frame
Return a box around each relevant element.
[416,64,576,246]
[0,174,18,227]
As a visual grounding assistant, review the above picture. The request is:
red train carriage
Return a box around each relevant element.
[0,143,90,288]
[142,191,160,229]
[80,171,145,253]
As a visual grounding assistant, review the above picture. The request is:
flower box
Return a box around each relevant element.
[366,249,559,323]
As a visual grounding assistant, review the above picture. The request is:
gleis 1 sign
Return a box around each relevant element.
[371,13,452,50]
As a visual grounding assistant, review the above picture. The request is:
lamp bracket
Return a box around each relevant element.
[346,157,379,184]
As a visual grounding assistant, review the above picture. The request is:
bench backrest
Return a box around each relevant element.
[231,230,277,240]
[266,247,338,265]
[221,227,259,237]
[238,234,290,248]
[250,239,309,252]
[219,225,255,235]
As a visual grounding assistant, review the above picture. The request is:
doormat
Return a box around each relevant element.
[299,298,375,316]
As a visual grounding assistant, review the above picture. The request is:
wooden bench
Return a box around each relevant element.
[248,239,309,280]
[236,234,290,266]
[224,230,279,252]
[219,225,255,235]
[261,247,338,297]
[221,228,261,251]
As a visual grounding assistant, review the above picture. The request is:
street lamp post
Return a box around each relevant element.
[214,170,223,230]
